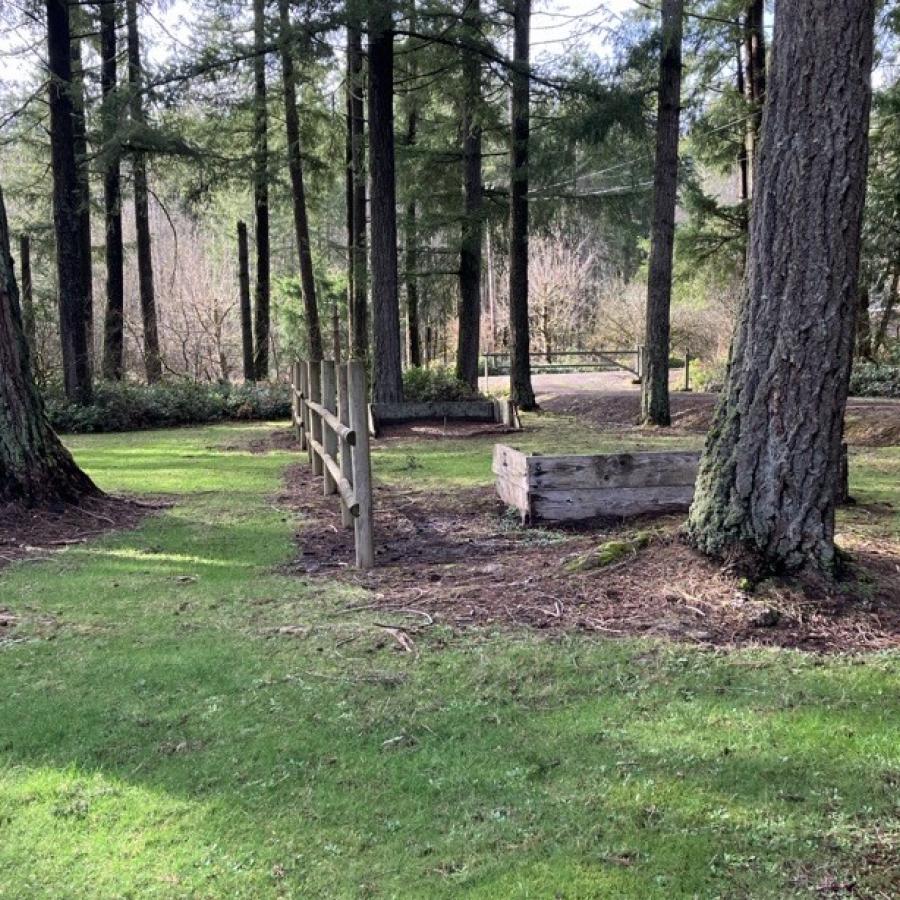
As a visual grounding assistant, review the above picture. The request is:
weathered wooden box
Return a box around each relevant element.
[492,444,700,523]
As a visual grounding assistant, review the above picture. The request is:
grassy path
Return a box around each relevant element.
[0,422,897,898]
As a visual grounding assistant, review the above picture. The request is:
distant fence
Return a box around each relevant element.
[484,348,643,378]
[291,359,374,569]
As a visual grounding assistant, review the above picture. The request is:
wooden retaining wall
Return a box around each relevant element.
[493,444,700,523]
[369,398,518,435]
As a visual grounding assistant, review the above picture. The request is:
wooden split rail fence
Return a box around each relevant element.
[291,359,374,569]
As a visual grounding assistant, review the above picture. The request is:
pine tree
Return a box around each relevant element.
[0,184,97,503]
[687,0,876,573]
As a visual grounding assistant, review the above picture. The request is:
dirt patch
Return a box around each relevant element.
[0,494,164,572]
[539,391,900,448]
[279,466,900,653]
[215,429,301,455]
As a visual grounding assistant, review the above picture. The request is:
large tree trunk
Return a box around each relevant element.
[278,0,323,362]
[0,185,97,503]
[252,0,271,379]
[367,0,403,402]
[641,0,682,427]
[348,23,368,360]
[508,0,536,410]
[237,220,255,381]
[687,0,875,574]
[70,18,94,361]
[100,0,125,381]
[47,0,92,404]
[126,0,162,384]
[456,0,483,391]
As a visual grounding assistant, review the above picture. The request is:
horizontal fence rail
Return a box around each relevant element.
[484,348,642,378]
[292,358,374,569]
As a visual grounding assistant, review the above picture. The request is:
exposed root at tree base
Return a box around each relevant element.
[279,464,900,653]
[0,494,167,572]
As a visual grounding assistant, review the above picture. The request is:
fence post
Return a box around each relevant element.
[348,360,374,570]
[308,361,323,476]
[291,362,302,443]
[298,362,309,451]
[321,360,338,497]
[337,364,354,528]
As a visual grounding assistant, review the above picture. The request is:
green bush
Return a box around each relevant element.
[691,359,727,393]
[44,380,292,434]
[402,366,484,402]
[849,363,900,398]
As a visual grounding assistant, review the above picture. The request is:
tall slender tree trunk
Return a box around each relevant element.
[70,18,93,360]
[873,270,899,356]
[345,47,355,344]
[278,0,323,362]
[348,23,368,360]
[126,0,161,383]
[368,0,403,401]
[508,0,535,410]
[237,220,254,381]
[641,0,683,427]
[47,0,92,404]
[735,42,749,221]
[687,0,875,574]
[0,184,97,503]
[743,0,766,190]
[856,286,873,362]
[252,0,271,380]
[405,200,421,367]
[100,0,125,381]
[403,4,421,369]
[19,234,35,354]
[456,0,483,390]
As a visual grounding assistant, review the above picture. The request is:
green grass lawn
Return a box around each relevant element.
[1,418,898,898]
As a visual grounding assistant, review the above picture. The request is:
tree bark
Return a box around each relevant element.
[19,234,35,354]
[508,0,536,410]
[687,0,875,574]
[252,0,271,379]
[0,184,97,504]
[278,0,323,362]
[126,0,161,384]
[100,0,125,381]
[348,23,368,360]
[237,220,254,381]
[456,0,483,390]
[641,0,682,427]
[70,17,94,359]
[47,0,92,404]
[368,0,403,402]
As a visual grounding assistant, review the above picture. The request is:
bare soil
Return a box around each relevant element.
[280,465,900,654]
[0,495,163,573]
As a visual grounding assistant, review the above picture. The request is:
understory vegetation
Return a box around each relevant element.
[43,380,292,433]
[1,417,897,897]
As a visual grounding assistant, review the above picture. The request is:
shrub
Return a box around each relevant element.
[691,359,727,393]
[849,363,900,398]
[44,380,292,434]
[402,366,484,402]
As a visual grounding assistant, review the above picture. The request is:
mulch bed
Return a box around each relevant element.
[0,494,163,572]
[279,464,900,653]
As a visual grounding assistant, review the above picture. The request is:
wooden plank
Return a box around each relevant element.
[349,361,375,570]
[370,400,497,423]
[494,473,531,523]
[527,451,699,491]
[492,444,529,479]
[306,400,355,445]
[337,364,354,528]
[321,361,338,496]
[532,485,695,522]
